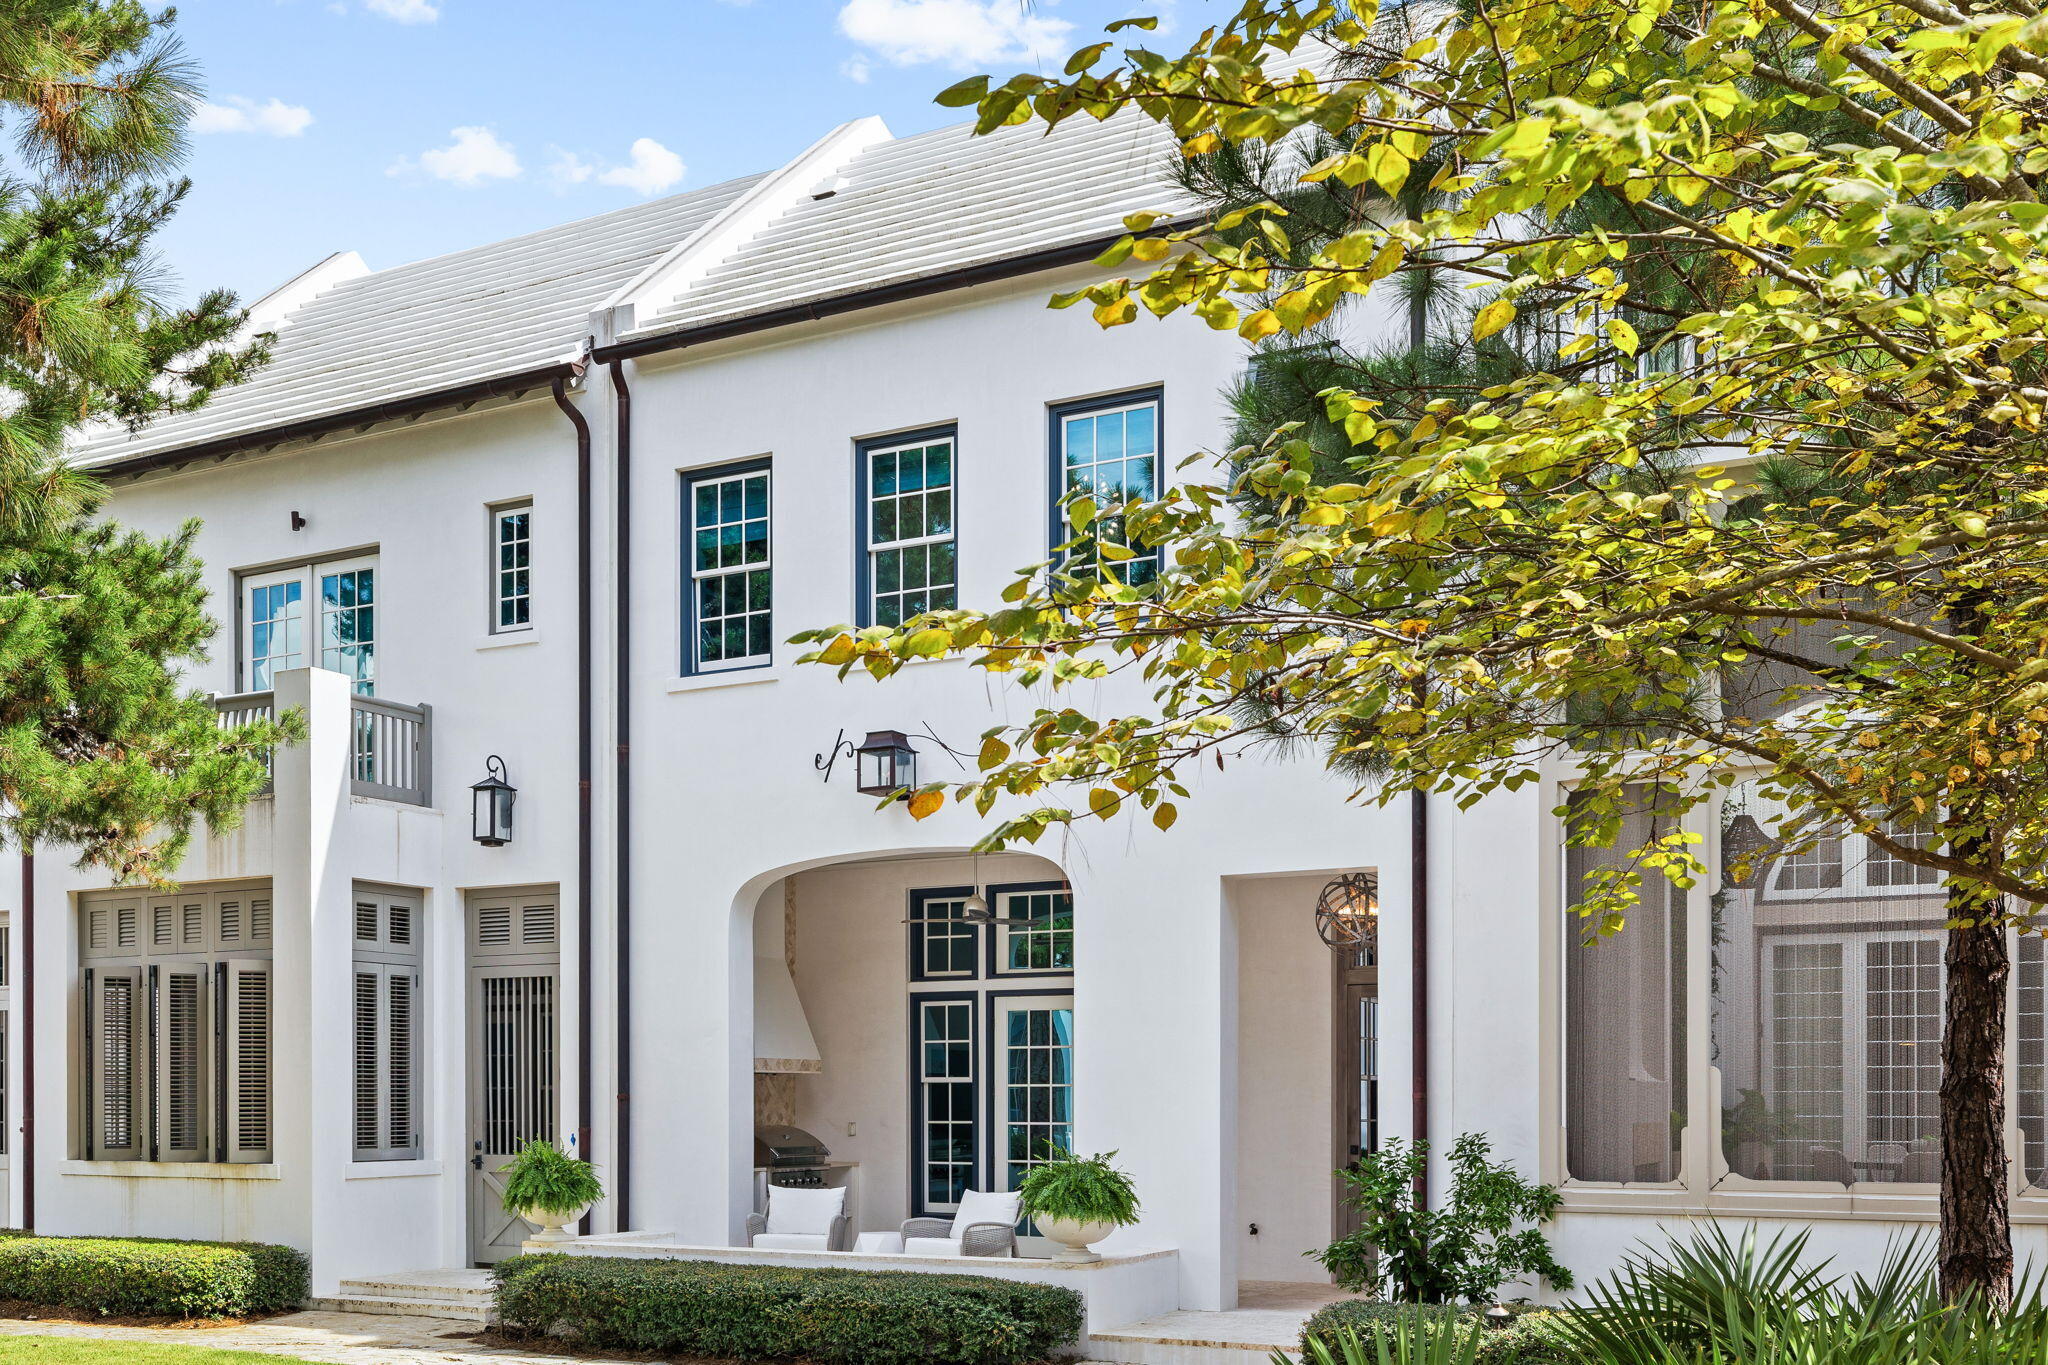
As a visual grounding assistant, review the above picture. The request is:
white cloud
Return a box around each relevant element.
[391,126,521,187]
[841,55,872,83]
[365,0,439,20]
[835,0,1072,69]
[191,95,314,137]
[597,138,685,195]
[548,138,686,196]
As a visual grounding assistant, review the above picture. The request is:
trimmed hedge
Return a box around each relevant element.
[0,1231,308,1319]
[1301,1301,1579,1365]
[494,1253,1084,1365]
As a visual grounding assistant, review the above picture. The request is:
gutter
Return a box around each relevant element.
[591,223,1197,365]
[92,363,578,480]
[548,374,596,1231]
[1411,791,1429,1208]
[607,359,634,1232]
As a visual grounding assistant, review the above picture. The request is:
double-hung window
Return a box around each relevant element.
[79,882,273,1164]
[240,554,378,694]
[352,886,423,1161]
[683,464,771,673]
[491,503,532,633]
[858,429,956,626]
[1050,391,1161,584]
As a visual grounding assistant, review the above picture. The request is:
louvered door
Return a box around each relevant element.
[153,963,209,1162]
[84,966,145,1160]
[467,887,560,1265]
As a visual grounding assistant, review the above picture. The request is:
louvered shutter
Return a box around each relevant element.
[221,959,272,1163]
[153,963,209,1162]
[86,966,145,1159]
[351,889,423,1160]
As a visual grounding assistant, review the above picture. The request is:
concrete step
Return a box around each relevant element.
[306,1292,490,1324]
[1089,1312,1303,1365]
[334,1270,492,1304]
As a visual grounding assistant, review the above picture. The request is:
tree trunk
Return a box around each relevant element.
[1940,910,2012,1307]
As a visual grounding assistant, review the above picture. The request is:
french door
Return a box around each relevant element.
[990,993,1074,1256]
[241,555,377,694]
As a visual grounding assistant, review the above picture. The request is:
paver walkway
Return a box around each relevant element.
[0,1311,615,1365]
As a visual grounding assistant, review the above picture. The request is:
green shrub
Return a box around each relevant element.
[494,1253,1083,1365]
[0,1232,307,1318]
[1301,1302,1579,1365]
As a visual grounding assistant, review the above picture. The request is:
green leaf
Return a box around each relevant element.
[934,75,990,107]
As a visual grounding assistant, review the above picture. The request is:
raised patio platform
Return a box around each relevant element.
[540,1232,1183,1347]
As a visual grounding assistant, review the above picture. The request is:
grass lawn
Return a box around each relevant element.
[0,1339,308,1365]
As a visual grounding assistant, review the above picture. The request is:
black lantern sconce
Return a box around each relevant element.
[471,755,517,846]
[1315,871,1379,951]
[815,728,920,799]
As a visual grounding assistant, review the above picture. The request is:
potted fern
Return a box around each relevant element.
[498,1139,604,1244]
[1017,1148,1140,1263]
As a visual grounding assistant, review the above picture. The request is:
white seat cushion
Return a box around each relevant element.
[950,1189,1021,1237]
[753,1233,831,1251]
[903,1236,966,1256]
[764,1184,846,1236]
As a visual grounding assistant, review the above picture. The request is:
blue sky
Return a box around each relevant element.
[161,0,1197,304]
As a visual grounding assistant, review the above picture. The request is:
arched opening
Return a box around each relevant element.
[735,848,1073,1255]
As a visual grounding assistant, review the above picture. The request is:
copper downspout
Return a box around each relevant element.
[606,359,634,1232]
[550,375,596,1231]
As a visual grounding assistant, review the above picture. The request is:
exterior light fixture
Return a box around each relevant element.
[853,730,917,798]
[1315,871,1379,951]
[1720,811,1775,886]
[471,755,516,847]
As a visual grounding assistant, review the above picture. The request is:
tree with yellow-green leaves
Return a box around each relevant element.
[0,1,287,884]
[799,0,2048,1306]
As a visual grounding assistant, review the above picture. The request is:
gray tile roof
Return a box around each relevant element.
[636,113,1188,337]
[72,173,764,467]
[72,109,1192,469]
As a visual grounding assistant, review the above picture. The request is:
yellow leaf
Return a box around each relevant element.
[1153,802,1178,831]
[1089,787,1119,820]
[905,628,952,657]
[817,634,856,666]
[978,735,1011,770]
[1473,298,1517,340]
[908,790,945,820]
[1605,318,1640,355]
[1240,310,1282,341]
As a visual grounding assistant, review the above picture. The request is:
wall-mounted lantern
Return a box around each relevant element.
[471,755,517,846]
[1315,871,1379,951]
[854,730,918,798]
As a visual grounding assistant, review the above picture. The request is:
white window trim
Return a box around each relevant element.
[239,553,379,694]
[684,466,773,674]
[490,502,533,635]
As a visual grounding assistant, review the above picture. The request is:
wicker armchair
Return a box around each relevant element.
[900,1215,1016,1257]
[746,1207,852,1251]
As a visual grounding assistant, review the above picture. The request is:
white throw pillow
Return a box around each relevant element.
[949,1188,1020,1237]
[765,1185,846,1236]
[753,1233,831,1251]
[903,1236,966,1257]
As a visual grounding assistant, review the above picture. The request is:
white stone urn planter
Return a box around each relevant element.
[1037,1215,1117,1264]
[519,1204,590,1245]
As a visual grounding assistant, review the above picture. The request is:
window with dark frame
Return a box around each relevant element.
[858,429,957,627]
[683,463,772,673]
[1049,391,1161,585]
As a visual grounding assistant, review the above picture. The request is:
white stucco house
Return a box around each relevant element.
[1,95,2046,1347]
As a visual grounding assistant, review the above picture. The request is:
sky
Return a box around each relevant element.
[160,0,1199,305]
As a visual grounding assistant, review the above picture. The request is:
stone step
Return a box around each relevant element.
[1089,1313,1304,1365]
[306,1293,490,1324]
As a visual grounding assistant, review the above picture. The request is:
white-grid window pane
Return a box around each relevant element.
[2021,934,2046,1186]
[494,506,532,631]
[999,891,1074,973]
[320,566,376,695]
[246,581,303,690]
[918,1000,976,1212]
[1715,784,1947,1186]
[867,438,957,627]
[1000,1001,1075,1228]
[1562,787,1686,1183]
[918,897,977,978]
[689,470,771,671]
[1058,399,1159,585]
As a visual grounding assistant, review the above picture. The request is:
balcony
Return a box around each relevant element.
[214,690,433,807]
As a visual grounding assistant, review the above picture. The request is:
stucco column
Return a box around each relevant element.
[1072,851,1235,1310]
[271,665,354,1293]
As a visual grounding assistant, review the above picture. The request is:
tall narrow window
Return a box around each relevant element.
[914,998,977,1215]
[684,464,771,673]
[352,886,423,1161]
[492,503,532,632]
[240,555,378,694]
[859,430,956,626]
[79,883,273,1164]
[1050,391,1161,584]
[1562,787,1687,1184]
[1713,782,1947,1186]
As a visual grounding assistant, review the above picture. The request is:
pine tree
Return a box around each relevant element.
[0,2,287,881]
